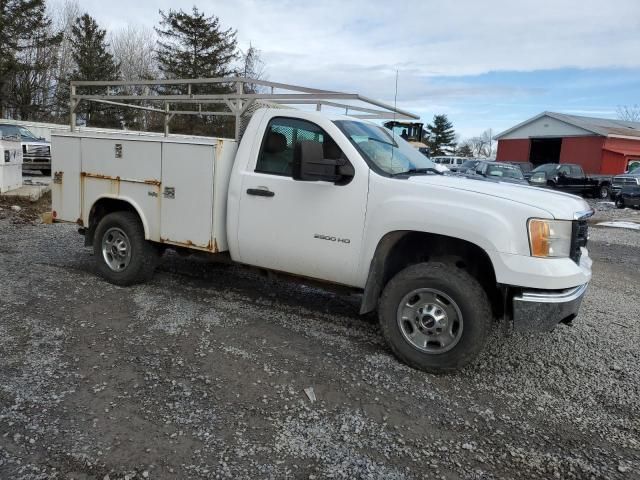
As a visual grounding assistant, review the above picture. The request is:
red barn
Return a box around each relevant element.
[495,112,640,175]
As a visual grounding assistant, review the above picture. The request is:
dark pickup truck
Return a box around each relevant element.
[610,166,640,199]
[528,163,612,198]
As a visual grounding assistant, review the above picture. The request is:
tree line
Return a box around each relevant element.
[0,1,265,136]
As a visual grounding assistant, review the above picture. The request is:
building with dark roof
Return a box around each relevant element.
[495,112,640,174]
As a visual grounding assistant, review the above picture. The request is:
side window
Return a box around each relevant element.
[569,165,583,177]
[256,117,340,176]
[558,165,571,176]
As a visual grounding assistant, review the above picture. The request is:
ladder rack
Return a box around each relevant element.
[69,76,419,140]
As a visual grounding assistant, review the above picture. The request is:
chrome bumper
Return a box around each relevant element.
[512,283,589,332]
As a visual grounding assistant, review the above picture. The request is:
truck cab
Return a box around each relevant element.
[51,80,594,374]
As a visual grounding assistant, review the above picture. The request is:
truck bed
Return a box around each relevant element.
[51,131,238,253]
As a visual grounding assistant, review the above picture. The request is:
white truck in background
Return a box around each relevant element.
[51,78,594,373]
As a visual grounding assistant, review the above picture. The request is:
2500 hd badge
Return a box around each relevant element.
[314,234,351,244]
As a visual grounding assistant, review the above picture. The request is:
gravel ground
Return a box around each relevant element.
[0,201,639,480]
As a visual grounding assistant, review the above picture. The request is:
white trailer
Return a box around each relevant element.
[52,77,594,373]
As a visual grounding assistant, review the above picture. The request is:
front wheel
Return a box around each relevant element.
[615,196,625,209]
[378,262,492,373]
[598,184,610,199]
[93,211,159,286]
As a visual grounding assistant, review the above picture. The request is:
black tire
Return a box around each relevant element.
[598,184,610,199]
[615,196,625,209]
[378,262,492,373]
[93,211,159,286]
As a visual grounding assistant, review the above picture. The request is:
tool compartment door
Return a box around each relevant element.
[160,143,215,248]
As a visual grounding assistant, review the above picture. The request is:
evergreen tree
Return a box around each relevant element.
[68,13,121,127]
[0,0,61,119]
[456,143,474,157]
[426,114,456,156]
[155,7,237,82]
[154,6,238,135]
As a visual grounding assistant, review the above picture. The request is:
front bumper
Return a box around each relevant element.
[512,283,588,332]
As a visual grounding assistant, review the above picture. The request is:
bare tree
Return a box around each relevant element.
[465,129,494,158]
[49,0,80,119]
[617,104,640,122]
[238,43,266,93]
[108,24,159,129]
[110,24,158,81]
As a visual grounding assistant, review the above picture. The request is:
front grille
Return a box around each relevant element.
[613,177,638,187]
[26,145,50,156]
[570,219,589,264]
[24,145,50,161]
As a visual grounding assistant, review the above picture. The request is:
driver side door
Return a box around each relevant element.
[236,116,369,286]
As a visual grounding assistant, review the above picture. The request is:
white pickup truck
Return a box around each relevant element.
[51,106,593,373]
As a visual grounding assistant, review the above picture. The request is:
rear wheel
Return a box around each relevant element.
[378,262,492,373]
[93,211,159,286]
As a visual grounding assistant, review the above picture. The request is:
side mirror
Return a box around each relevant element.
[293,141,348,182]
[475,168,484,176]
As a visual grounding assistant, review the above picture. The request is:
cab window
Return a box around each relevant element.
[569,165,583,177]
[256,117,344,176]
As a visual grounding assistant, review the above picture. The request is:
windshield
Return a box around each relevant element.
[461,160,477,169]
[335,120,435,175]
[0,124,39,141]
[486,164,524,179]
[532,164,559,174]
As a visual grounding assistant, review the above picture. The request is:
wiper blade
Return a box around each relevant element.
[392,167,443,177]
[367,136,396,147]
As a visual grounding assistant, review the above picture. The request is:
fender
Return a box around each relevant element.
[359,230,498,315]
[86,194,151,244]
[360,231,406,314]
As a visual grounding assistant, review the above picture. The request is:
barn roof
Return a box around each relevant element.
[495,111,640,140]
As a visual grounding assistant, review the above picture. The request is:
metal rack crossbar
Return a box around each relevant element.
[69,76,419,140]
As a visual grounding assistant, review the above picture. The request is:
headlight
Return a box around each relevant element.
[529,173,546,183]
[528,219,572,258]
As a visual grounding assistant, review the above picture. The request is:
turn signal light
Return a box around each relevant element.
[528,219,550,257]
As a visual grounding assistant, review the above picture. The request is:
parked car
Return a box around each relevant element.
[610,164,640,199]
[431,156,467,172]
[0,123,51,175]
[502,161,534,179]
[528,163,612,198]
[458,159,480,174]
[614,185,640,209]
[466,161,529,185]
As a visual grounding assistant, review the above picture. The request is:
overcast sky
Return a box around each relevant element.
[68,0,640,138]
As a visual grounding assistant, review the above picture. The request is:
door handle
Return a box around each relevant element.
[246,188,275,197]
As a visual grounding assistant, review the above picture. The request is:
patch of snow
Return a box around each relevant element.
[596,221,640,230]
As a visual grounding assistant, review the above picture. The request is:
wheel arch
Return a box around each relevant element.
[86,195,148,246]
[360,231,501,318]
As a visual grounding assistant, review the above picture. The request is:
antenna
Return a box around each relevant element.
[392,70,399,141]
[391,70,398,167]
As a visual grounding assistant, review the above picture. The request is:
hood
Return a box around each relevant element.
[409,174,591,220]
